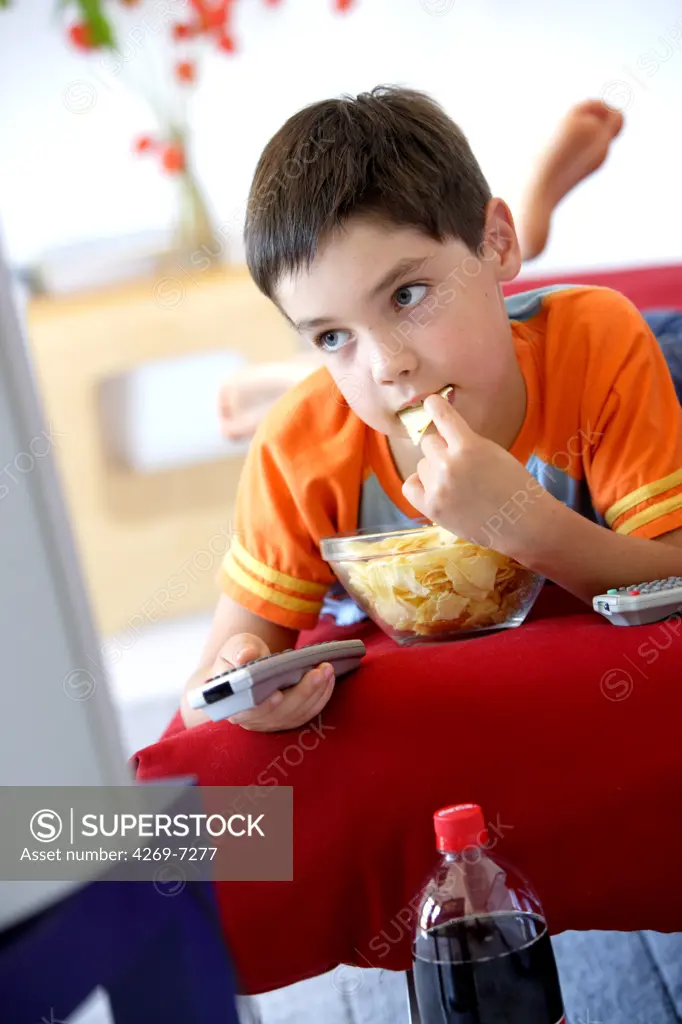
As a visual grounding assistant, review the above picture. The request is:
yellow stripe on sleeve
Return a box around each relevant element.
[613,494,682,536]
[229,536,329,597]
[605,468,682,527]
[223,551,325,614]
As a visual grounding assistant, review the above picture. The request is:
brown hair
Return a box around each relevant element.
[244,85,492,301]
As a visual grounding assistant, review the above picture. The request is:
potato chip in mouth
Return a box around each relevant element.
[398,386,454,445]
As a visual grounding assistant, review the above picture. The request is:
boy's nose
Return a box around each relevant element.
[368,335,418,384]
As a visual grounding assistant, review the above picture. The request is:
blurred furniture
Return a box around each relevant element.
[0,876,240,1023]
[25,266,300,637]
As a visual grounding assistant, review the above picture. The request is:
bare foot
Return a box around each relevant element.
[517,99,624,261]
[218,354,322,440]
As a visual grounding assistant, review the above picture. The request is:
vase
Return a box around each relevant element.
[156,128,224,277]
[175,165,220,263]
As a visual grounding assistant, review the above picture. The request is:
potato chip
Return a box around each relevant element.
[434,591,469,620]
[398,386,454,445]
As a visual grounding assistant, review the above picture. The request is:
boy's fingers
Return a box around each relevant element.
[228,689,284,726]
[297,663,334,698]
[275,674,335,728]
[402,470,426,509]
[289,668,335,713]
[228,665,335,730]
[229,681,333,731]
[419,429,448,457]
[423,394,472,449]
[401,471,421,499]
[216,633,270,673]
[260,666,333,722]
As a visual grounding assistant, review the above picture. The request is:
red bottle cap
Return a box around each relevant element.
[434,803,488,853]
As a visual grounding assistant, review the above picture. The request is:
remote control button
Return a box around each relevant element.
[629,588,640,596]
[607,588,618,594]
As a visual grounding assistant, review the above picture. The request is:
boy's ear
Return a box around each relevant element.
[479,198,522,283]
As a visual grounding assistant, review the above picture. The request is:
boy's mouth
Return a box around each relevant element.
[397,386,455,413]
[397,385,454,445]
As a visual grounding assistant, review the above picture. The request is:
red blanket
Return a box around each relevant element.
[135,264,682,993]
[134,585,682,994]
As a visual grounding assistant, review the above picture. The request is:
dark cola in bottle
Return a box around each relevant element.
[412,804,565,1023]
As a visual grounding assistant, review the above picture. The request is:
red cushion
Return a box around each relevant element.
[134,585,682,994]
[504,262,682,310]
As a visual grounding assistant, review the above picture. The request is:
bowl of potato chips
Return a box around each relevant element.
[320,520,544,645]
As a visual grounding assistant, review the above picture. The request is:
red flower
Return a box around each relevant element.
[176,60,197,83]
[68,22,97,50]
[217,32,236,52]
[133,135,157,154]
[201,6,228,30]
[172,23,196,40]
[189,0,230,32]
[162,144,186,174]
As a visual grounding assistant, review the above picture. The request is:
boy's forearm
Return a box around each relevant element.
[504,492,682,603]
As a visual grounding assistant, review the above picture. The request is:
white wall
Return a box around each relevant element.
[1,0,681,276]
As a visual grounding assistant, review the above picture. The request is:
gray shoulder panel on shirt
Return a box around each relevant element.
[504,284,585,322]
[358,472,421,532]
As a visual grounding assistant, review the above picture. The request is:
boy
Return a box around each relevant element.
[217,97,627,440]
[182,86,682,732]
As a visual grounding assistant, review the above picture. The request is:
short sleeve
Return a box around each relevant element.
[583,296,682,539]
[219,425,336,631]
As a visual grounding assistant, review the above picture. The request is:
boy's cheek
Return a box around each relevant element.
[330,371,365,409]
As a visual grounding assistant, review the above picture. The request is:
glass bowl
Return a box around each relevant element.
[320,520,544,646]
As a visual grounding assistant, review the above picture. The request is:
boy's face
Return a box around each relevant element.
[276,202,524,448]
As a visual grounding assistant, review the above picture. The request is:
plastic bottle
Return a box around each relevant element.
[412,803,565,1023]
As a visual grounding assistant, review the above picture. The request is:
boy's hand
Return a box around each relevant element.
[401,394,548,552]
[209,632,336,732]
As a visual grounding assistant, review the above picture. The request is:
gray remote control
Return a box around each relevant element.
[188,639,366,721]
[593,576,682,626]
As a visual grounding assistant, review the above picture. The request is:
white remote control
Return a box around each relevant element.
[593,576,682,626]
[188,639,366,721]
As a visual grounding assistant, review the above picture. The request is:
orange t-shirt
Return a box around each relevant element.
[221,286,682,631]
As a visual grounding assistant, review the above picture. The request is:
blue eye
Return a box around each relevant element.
[316,329,350,353]
[394,283,428,308]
